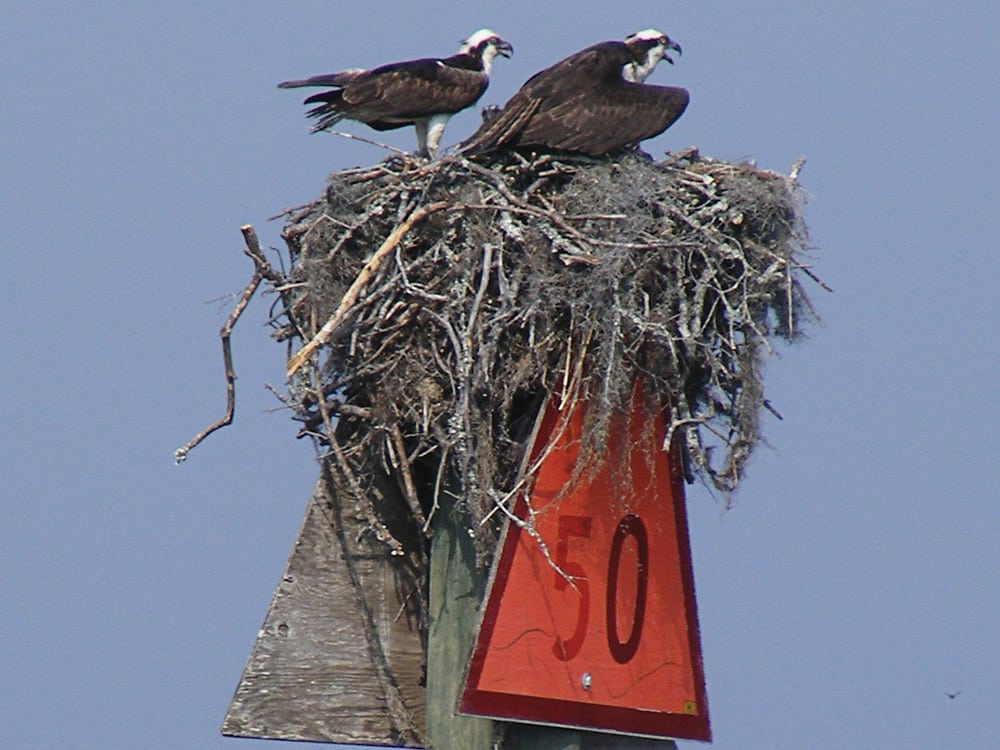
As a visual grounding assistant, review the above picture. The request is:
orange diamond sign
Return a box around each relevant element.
[460,384,710,741]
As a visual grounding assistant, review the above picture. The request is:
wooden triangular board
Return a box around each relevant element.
[222,469,426,746]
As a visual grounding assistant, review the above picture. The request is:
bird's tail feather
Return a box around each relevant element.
[460,98,539,154]
[277,69,366,90]
[306,104,348,132]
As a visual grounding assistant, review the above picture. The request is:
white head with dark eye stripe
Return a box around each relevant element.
[459,29,513,74]
[622,28,682,83]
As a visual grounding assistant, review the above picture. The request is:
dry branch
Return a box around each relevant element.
[174,225,266,463]
[286,201,450,376]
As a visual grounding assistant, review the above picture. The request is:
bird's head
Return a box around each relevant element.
[460,29,513,73]
[623,28,682,83]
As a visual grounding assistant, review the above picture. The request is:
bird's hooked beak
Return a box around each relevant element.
[663,38,682,65]
[495,38,514,59]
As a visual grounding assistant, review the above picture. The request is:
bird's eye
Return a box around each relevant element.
[660,36,668,46]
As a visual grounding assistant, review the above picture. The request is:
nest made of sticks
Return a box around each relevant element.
[263,149,818,556]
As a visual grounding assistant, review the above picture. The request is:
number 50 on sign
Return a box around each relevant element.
[460,384,711,742]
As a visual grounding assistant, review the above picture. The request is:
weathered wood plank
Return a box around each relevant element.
[222,469,426,746]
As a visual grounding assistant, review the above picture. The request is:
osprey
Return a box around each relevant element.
[462,29,688,157]
[278,29,512,159]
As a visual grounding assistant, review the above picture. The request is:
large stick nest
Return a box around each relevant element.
[265,150,817,555]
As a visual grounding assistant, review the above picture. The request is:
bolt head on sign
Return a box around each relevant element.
[460,383,710,741]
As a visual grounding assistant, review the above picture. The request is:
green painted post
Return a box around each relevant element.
[425,501,494,749]
[507,724,678,749]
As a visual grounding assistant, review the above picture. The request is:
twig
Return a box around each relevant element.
[240,224,285,286]
[286,201,450,376]
[423,443,449,534]
[174,226,265,463]
[788,155,807,184]
[490,493,583,594]
[313,372,406,556]
[465,242,494,342]
[794,261,833,292]
[266,200,315,222]
[387,424,430,534]
[326,129,410,156]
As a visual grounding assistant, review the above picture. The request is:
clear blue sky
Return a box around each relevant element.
[3,2,997,748]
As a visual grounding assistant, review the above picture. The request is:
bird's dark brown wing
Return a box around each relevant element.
[463,41,686,156]
[462,44,619,153]
[298,59,488,131]
[519,83,689,156]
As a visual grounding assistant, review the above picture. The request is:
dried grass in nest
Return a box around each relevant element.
[264,149,818,558]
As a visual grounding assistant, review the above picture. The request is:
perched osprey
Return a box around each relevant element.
[462,29,688,157]
[278,30,512,159]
